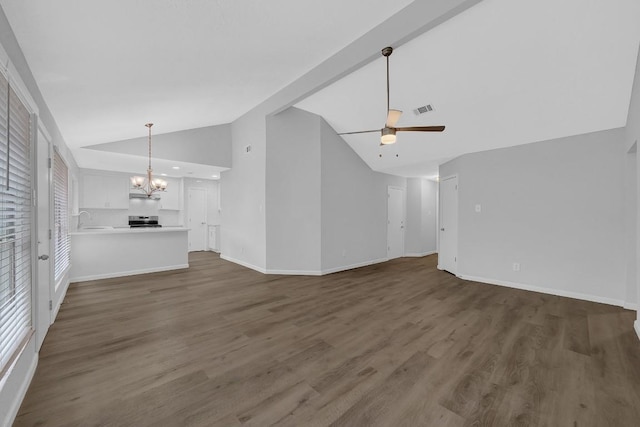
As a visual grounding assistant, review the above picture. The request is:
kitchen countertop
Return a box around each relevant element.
[70,227,189,236]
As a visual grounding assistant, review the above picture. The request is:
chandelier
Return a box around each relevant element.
[130,123,167,197]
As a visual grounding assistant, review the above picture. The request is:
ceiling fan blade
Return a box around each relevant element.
[395,126,445,132]
[338,129,381,135]
[386,109,402,127]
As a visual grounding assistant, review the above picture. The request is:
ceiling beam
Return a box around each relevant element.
[256,0,483,117]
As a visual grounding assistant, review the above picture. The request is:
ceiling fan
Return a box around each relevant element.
[338,46,445,145]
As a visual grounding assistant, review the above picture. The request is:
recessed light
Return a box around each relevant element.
[172,166,180,170]
[212,175,218,178]
[160,173,167,176]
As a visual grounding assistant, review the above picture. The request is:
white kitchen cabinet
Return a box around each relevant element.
[158,178,181,210]
[81,173,129,209]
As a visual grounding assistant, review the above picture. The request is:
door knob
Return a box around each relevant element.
[440,228,445,231]
[38,254,49,260]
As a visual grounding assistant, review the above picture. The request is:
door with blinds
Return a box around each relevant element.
[35,128,51,349]
[51,149,69,321]
[0,72,34,373]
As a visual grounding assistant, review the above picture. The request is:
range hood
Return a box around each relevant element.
[129,192,160,200]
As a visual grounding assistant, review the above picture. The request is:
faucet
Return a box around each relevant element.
[77,210,91,228]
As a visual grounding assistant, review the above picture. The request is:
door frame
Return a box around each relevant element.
[387,185,406,260]
[438,174,458,275]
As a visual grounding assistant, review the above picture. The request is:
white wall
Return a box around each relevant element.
[440,128,628,306]
[625,145,637,309]
[405,178,438,256]
[220,109,267,271]
[422,180,438,254]
[320,116,406,272]
[265,108,321,273]
[261,107,408,274]
[624,44,640,329]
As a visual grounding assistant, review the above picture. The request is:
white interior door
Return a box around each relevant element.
[387,187,405,259]
[187,188,207,251]
[35,128,52,350]
[438,176,458,274]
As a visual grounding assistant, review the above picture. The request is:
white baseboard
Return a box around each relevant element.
[267,258,389,276]
[266,268,322,276]
[52,277,71,321]
[0,339,38,427]
[404,251,437,258]
[458,274,626,308]
[623,302,639,311]
[220,254,267,274]
[70,264,189,283]
[635,320,640,342]
[321,258,388,275]
[221,254,389,276]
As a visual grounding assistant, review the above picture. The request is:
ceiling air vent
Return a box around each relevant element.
[414,104,434,115]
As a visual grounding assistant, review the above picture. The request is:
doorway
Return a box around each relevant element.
[438,175,458,274]
[387,186,405,260]
[187,188,207,251]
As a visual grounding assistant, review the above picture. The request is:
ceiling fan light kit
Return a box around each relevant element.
[380,127,396,144]
[338,46,445,146]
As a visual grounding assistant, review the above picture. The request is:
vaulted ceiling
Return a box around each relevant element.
[2,0,639,179]
[297,0,640,178]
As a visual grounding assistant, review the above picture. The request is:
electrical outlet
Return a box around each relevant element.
[475,204,482,213]
[512,262,520,272]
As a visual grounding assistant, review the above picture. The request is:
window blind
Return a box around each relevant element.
[0,71,33,375]
[53,150,69,281]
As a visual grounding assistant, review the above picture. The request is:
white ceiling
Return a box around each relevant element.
[0,0,411,148]
[2,0,640,179]
[296,0,640,178]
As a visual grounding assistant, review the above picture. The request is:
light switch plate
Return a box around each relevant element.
[475,204,481,213]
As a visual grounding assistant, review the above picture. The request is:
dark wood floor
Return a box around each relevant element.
[14,252,640,426]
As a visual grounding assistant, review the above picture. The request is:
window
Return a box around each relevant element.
[0,71,33,375]
[53,150,69,281]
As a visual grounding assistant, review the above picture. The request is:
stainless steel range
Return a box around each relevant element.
[128,215,162,228]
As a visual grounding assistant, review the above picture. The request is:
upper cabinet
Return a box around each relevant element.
[81,174,129,209]
[80,171,182,210]
[158,178,181,210]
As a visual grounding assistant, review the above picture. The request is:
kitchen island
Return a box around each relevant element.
[69,227,189,282]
